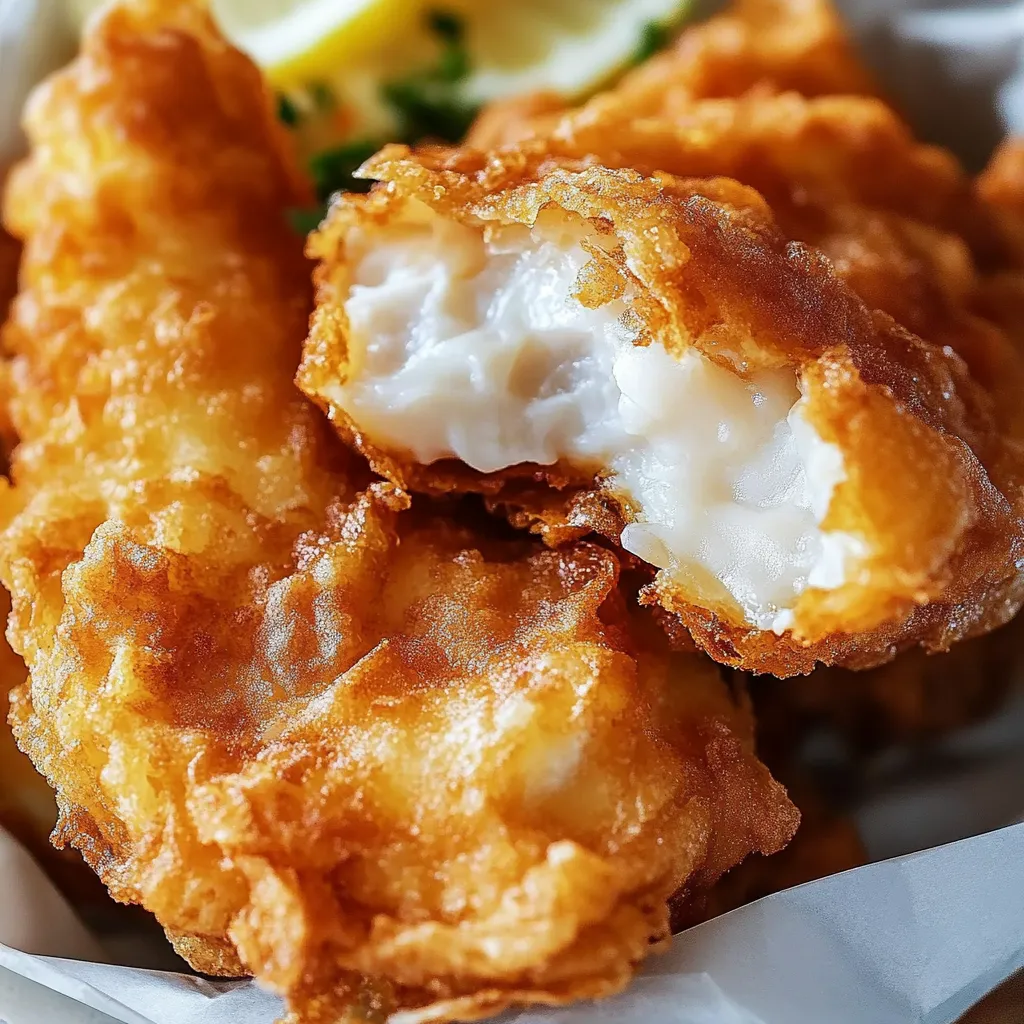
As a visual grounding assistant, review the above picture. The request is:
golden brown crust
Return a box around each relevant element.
[615,0,878,109]
[165,930,248,978]
[0,189,94,902]
[0,4,797,1021]
[302,144,1024,675]
[472,88,1009,340]
[465,0,879,152]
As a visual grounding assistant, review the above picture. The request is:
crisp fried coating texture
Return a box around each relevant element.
[0,585,103,907]
[0,212,63,884]
[301,144,1024,675]
[0,4,797,1021]
[469,7,1009,349]
[468,0,877,151]
[614,0,877,110]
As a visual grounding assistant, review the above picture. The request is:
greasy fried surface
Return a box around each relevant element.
[302,144,1024,675]
[468,5,1009,358]
[467,0,877,151]
[614,0,877,110]
[0,205,67,890]
[0,585,103,908]
[0,4,796,1021]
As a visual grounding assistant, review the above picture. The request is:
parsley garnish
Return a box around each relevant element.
[630,20,670,66]
[289,138,379,234]
[309,81,336,111]
[427,9,463,42]
[309,138,380,202]
[276,92,300,126]
[381,79,479,144]
[288,8,478,233]
[381,8,479,144]
[287,206,326,235]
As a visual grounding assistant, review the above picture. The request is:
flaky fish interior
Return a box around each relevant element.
[301,147,1024,675]
[307,182,847,632]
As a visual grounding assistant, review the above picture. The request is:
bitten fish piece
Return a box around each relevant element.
[0,3,797,1022]
[300,144,1024,676]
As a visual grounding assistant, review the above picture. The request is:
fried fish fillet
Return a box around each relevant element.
[614,0,878,109]
[467,0,1014,392]
[302,0,1024,674]
[468,0,878,151]
[0,215,61,882]
[0,3,796,1020]
[472,89,1007,329]
[300,142,1024,676]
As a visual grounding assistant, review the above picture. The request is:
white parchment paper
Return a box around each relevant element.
[2,823,1023,1024]
[2,2,1024,1022]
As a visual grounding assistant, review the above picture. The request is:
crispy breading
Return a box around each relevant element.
[0,3,797,1021]
[615,0,877,110]
[0,590,103,907]
[468,0,877,151]
[301,144,1024,675]
[471,56,1009,358]
[0,198,69,891]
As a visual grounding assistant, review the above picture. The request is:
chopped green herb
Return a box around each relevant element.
[287,205,328,236]
[630,19,670,66]
[382,79,479,144]
[429,8,470,82]
[308,138,380,202]
[309,81,336,111]
[276,92,300,127]
[427,9,463,42]
[436,39,470,82]
[380,7,477,144]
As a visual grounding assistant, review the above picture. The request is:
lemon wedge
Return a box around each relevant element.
[67,1,425,81]
[455,0,693,103]
[221,0,426,88]
[69,0,692,102]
